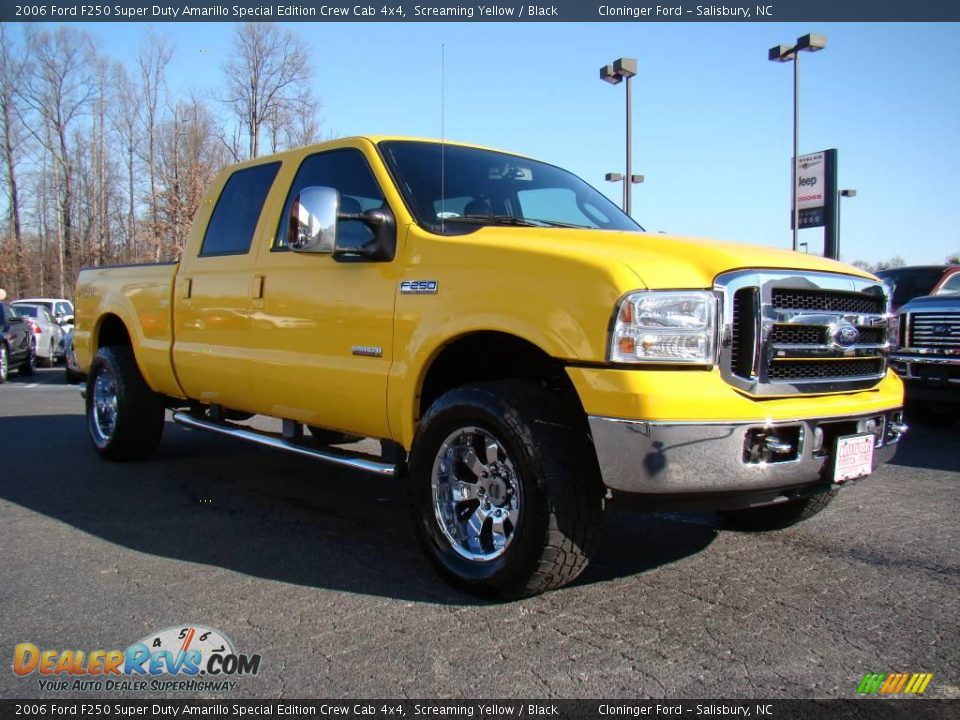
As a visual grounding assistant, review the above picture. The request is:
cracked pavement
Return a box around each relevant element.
[1,369,957,699]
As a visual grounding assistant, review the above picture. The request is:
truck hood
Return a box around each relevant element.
[468,227,875,289]
[899,293,960,314]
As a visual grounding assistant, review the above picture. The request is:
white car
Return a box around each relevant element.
[13,297,74,333]
[12,303,63,366]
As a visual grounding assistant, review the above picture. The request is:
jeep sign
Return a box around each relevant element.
[792,149,837,234]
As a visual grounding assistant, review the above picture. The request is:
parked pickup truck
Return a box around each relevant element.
[890,292,960,426]
[75,136,906,597]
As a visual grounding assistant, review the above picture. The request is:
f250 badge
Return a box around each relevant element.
[400,280,439,295]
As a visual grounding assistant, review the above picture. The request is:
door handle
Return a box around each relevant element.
[252,275,265,299]
[180,278,192,299]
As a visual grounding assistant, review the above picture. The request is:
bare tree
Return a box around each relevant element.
[0,26,26,295]
[19,26,97,296]
[221,23,315,158]
[109,62,140,260]
[137,30,173,261]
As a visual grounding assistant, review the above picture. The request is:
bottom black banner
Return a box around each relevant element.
[0,700,957,720]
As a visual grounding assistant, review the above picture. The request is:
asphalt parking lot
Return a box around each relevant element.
[1,367,957,700]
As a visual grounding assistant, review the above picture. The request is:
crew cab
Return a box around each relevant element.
[74,136,906,597]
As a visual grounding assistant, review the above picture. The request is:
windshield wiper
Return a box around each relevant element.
[441,215,588,229]
[442,214,542,227]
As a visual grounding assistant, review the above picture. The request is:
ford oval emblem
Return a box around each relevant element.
[933,324,951,336]
[833,323,860,347]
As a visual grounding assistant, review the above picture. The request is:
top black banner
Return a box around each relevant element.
[3,0,960,22]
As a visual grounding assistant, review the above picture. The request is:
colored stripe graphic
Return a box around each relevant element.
[858,672,933,695]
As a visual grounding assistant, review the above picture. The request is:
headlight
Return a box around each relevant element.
[610,290,718,364]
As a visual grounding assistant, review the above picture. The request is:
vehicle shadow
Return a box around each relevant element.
[0,413,717,605]
[885,423,960,472]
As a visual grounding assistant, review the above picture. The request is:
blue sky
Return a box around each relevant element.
[54,21,960,265]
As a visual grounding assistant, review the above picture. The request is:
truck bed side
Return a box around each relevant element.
[74,262,184,399]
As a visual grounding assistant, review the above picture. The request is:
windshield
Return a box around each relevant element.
[14,305,40,318]
[379,141,641,235]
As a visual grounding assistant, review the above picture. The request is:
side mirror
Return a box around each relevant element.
[289,186,339,253]
[59,315,74,326]
[333,207,397,262]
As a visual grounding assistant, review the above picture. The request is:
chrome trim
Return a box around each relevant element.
[351,345,383,357]
[172,412,396,477]
[715,269,889,396]
[588,409,904,496]
[890,354,960,366]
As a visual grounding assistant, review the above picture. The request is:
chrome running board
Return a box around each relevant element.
[171,411,396,478]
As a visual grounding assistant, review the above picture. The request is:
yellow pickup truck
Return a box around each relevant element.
[75,136,905,598]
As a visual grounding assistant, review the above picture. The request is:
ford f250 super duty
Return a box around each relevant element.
[75,136,906,598]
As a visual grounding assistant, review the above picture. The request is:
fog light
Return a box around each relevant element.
[812,427,824,453]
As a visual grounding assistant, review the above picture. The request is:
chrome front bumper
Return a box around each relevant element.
[588,410,905,497]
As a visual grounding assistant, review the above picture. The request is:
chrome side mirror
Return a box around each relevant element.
[289,186,339,253]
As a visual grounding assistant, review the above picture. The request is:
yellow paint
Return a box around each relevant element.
[75,135,900,449]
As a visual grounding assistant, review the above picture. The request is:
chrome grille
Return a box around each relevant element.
[908,313,960,350]
[716,270,890,396]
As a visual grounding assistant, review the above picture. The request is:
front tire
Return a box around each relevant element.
[19,342,36,376]
[409,381,604,599]
[86,346,165,461]
[719,488,838,531]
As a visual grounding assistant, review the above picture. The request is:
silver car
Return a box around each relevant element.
[11,303,63,367]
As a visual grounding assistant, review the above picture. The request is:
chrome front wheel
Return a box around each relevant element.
[431,427,523,562]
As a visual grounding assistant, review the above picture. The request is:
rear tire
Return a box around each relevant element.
[719,488,838,532]
[86,346,165,461]
[409,381,604,599]
[0,344,8,383]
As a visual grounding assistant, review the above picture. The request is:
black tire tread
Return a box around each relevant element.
[412,380,604,598]
[87,346,165,461]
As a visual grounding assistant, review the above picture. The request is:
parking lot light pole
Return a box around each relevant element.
[605,172,644,211]
[600,57,638,216]
[768,34,827,252]
[838,188,857,258]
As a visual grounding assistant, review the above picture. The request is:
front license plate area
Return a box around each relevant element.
[833,433,875,483]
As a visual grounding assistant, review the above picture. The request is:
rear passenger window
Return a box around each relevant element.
[201,162,280,257]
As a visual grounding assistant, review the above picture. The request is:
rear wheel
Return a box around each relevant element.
[409,381,604,599]
[86,346,165,460]
[0,344,8,383]
[719,488,838,531]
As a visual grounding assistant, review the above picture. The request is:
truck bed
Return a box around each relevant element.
[74,262,182,398]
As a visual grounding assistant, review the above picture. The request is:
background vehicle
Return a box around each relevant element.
[14,297,75,333]
[63,329,84,384]
[0,302,36,382]
[876,265,959,312]
[891,292,960,426]
[12,303,64,367]
[74,136,905,598]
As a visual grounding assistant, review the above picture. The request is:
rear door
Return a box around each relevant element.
[0,303,30,365]
[173,161,282,411]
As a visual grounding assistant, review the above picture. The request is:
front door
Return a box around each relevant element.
[248,145,398,440]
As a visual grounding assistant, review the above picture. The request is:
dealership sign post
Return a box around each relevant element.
[792,148,839,259]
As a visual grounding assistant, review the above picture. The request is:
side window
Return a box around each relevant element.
[938,274,960,294]
[200,162,281,257]
[275,149,385,251]
[55,302,69,316]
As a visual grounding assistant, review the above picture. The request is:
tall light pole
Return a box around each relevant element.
[600,57,637,216]
[605,172,644,208]
[768,33,827,252]
[838,188,856,259]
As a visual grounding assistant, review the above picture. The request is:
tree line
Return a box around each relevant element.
[0,23,321,300]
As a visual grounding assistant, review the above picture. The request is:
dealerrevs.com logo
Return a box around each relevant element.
[13,625,262,693]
